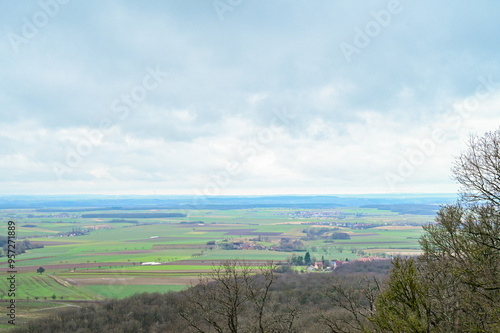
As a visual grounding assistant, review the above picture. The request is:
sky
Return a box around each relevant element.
[1,0,500,196]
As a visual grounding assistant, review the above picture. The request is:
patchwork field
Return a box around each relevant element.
[1,205,435,304]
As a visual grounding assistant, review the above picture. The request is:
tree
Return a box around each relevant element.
[373,129,500,332]
[320,275,380,333]
[371,257,431,332]
[178,260,298,333]
[452,129,500,206]
[420,204,500,331]
[288,253,304,266]
[36,267,45,275]
[304,251,311,265]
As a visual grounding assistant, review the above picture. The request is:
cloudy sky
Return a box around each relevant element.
[1,0,500,196]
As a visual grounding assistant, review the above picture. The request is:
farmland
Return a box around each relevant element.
[0,197,449,305]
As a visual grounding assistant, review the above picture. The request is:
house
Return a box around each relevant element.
[357,257,372,262]
[331,260,344,268]
[314,261,323,270]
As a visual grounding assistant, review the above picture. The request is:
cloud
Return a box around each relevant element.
[0,0,499,194]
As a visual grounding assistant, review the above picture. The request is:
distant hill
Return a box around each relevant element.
[0,194,457,210]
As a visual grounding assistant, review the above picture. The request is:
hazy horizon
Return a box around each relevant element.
[0,192,458,198]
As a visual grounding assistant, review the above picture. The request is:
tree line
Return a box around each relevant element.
[0,237,43,256]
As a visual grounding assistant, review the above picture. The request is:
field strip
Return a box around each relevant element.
[19,227,60,233]
[21,303,81,312]
[324,241,407,245]
[65,276,199,285]
[152,244,208,249]
[76,250,153,255]
[0,262,135,272]
[0,256,55,265]
[364,248,423,255]
[372,226,423,230]
[30,240,82,246]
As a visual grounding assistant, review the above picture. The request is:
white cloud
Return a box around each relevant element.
[0,1,499,194]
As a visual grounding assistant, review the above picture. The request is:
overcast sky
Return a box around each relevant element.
[1,0,500,196]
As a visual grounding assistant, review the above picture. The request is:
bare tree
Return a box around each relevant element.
[178,260,297,333]
[452,129,500,206]
[319,276,380,333]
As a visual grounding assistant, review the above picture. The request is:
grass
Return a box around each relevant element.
[85,285,186,298]
[0,272,101,300]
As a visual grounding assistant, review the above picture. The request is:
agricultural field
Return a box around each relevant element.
[1,204,437,305]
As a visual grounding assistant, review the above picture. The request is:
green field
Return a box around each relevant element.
[1,206,434,301]
[0,272,100,300]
